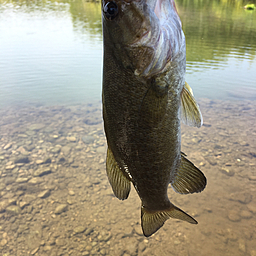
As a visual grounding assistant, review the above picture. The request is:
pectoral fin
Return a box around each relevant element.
[106,148,131,200]
[181,82,203,128]
[171,153,207,194]
[141,204,197,237]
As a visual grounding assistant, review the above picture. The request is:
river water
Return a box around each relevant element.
[0,0,256,255]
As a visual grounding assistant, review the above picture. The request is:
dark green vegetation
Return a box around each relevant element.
[178,0,256,65]
[1,0,255,64]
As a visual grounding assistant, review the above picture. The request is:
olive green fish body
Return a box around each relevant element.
[102,0,206,237]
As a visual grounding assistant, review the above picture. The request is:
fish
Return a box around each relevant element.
[101,0,207,237]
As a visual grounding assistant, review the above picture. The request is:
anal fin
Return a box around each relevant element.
[171,153,207,194]
[106,148,131,200]
[181,82,203,128]
[141,204,197,237]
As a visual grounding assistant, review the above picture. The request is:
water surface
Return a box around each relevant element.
[0,0,256,107]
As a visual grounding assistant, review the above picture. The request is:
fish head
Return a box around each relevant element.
[102,0,185,78]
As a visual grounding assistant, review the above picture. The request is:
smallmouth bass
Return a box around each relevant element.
[101,0,206,237]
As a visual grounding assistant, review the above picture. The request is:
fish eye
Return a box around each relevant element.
[103,1,118,20]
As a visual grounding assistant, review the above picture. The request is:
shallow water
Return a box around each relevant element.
[0,0,256,255]
[0,100,256,256]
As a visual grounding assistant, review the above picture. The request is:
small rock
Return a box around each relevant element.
[31,247,39,255]
[14,156,30,164]
[96,146,106,154]
[249,176,256,181]
[43,157,52,164]
[0,239,7,246]
[240,210,252,219]
[220,168,235,177]
[3,143,12,150]
[61,146,71,156]
[36,160,44,165]
[82,136,95,144]
[68,190,75,196]
[50,147,61,154]
[55,204,68,214]
[28,177,42,184]
[16,177,29,183]
[67,136,76,142]
[34,168,52,177]
[5,164,16,170]
[228,210,241,222]
[84,228,93,236]
[19,201,30,209]
[38,190,51,199]
[28,123,45,131]
[55,237,66,246]
[6,205,21,215]
[74,226,86,234]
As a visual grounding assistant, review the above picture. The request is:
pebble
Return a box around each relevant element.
[0,239,7,246]
[82,136,95,144]
[28,123,45,131]
[61,146,71,155]
[227,210,241,222]
[38,189,51,199]
[3,143,12,150]
[67,136,77,142]
[220,168,235,176]
[54,204,68,214]
[50,147,61,153]
[6,205,21,215]
[5,164,16,170]
[249,176,256,181]
[14,156,30,164]
[34,168,52,177]
[96,146,106,154]
[73,226,86,234]
[240,210,252,219]
[36,160,44,165]
[15,177,29,183]
[31,247,39,255]
[68,190,75,196]
[28,177,42,184]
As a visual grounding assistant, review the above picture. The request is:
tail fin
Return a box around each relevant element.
[141,204,197,237]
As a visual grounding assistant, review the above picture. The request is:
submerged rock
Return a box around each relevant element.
[55,204,68,214]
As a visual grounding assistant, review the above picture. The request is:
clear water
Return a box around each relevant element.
[0,0,256,255]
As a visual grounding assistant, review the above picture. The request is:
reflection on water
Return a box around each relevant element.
[1,0,256,255]
[0,100,256,255]
[0,0,256,107]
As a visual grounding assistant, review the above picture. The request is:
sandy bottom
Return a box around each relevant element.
[0,98,255,256]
